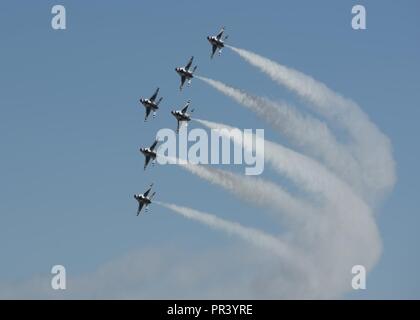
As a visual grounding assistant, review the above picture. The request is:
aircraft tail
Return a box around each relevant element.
[192,66,198,73]
[150,192,156,200]
[157,97,163,106]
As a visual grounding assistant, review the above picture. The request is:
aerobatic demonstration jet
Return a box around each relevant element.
[171,100,194,133]
[139,87,163,121]
[207,26,228,58]
[134,184,156,215]
[140,139,159,170]
[175,56,197,91]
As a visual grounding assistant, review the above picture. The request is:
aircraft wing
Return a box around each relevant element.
[144,186,152,197]
[137,202,144,215]
[211,44,217,58]
[144,155,151,170]
[216,27,225,40]
[185,56,194,70]
[180,76,186,90]
[150,140,158,151]
[144,107,152,121]
[181,101,190,113]
[150,88,159,102]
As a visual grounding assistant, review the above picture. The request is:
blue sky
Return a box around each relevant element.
[0,0,419,298]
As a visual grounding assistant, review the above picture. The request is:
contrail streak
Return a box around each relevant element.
[195,119,357,206]
[196,75,368,198]
[156,201,301,261]
[227,45,396,203]
[164,156,315,223]
[194,118,382,296]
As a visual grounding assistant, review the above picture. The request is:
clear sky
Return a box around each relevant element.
[0,0,419,299]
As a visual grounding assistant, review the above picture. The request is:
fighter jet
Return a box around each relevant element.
[139,88,163,121]
[171,100,194,133]
[207,27,228,59]
[134,184,156,215]
[139,139,159,170]
[175,56,197,91]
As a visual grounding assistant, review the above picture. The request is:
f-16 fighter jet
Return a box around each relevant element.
[140,139,159,170]
[175,56,197,91]
[207,27,228,58]
[134,184,156,215]
[171,100,194,133]
[139,88,163,121]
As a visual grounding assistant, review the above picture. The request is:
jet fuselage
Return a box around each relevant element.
[134,194,152,205]
[207,36,224,49]
[140,148,157,159]
[171,110,191,122]
[175,67,194,80]
[140,98,159,110]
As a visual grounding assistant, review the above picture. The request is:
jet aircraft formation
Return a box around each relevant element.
[135,27,228,215]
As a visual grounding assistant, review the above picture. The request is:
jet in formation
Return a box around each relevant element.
[134,27,229,216]
[171,100,194,133]
[134,184,156,215]
[139,87,163,121]
[140,139,159,170]
[175,56,197,91]
[207,27,228,59]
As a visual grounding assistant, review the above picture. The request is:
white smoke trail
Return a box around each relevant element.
[194,118,382,296]
[164,156,315,224]
[227,45,396,202]
[195,119,357,206]
[156,201,324,296]
[196,75,368,198]
[156,201,300,260]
